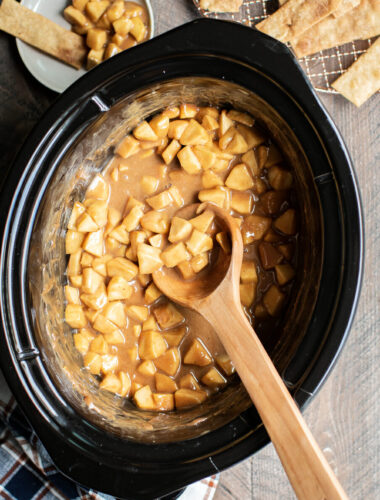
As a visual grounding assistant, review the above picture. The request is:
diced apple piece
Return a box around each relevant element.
[130,381,143,395]
[65,304,87,329]
[168,120,189,140]
[219,127,235,151]
[259,190,288,215]
[83,351,102,375]
[227,110,254,126]
[81,252,94,268]
[177,261,195,280]
[162,325,187,347]
[225,164,254,190]
[86,200,108,227]
[82,268,103,294]
[242,149,260,176]
[255,302,269,319]
[193,145,217,170]
[274,209,297,235]
[100,373,121,393]
[180,119,209,146]
[82,229,104,257]
[86,28,107,50]
[177,146,202,174]
[137,243,163,274]
[107,257,138,281]
[111,33,124,47]
[268,166,293,190]
[189,210,214,233]
[168,217,192,243]
[152,393,174,411]
[201,367,226,387]
[72,0,89,11]
[86,1,109,22]
[81,283,108,310]
[112,16,133,37]
[240,282,256,307]
[191,253,209,273]
[241,215,271,244]
[107,276,133,301]
[264,229,283,243]
[251,175,267,195]
[123,4,143,17]
[219,110,234,136]
[259,242,283,269]
[153,302,184,329]
[140,211,169,234]
[186,230,213,256]
[202,114,219,131]
[89,334,108,354]
[65,285,81,305]
[198,186,230,209]
[64,6,89,26]
[225,132,249,154]
[149,114,169,138]
[142,315,158,331]
[145,282,162,304]
[66,230,84,254]
[130,16,147,42]
[133,120,157,142]
[180,103,198,118]
[138,360,156,376]
[179,373,200,390]
[101,354,119,374]
[236,124,265,149]
[275,264,295,285]
[154,348,180,376]
[184,338,212,366]
[85,309,99,323]
[231,191,253,215]
[127,305,149,322]
[202,171,223,189]
[93,314,117,335]
[122,205,144,232]
[266,143,283,167]
[96,12,111,30]
[197,106,219,121]
[211,158,230,172]
[116,135,140,158]
[133,325,142,338]
[161,242,190,268]
[103,301,126,328]
[146,190,173,210]
[149,233,164,248]
[76,213,98,232]
[139,331,167,360]
[155,373,178,393]
[263,285,285,316]
[216,354,235,376]
[67,250,82,276]
[168,186,184,207]
[175,389,207,409]
[106,0,124,21]
[216,232,231,253]
[87,174,109,201]
[141,175,159,196]
[278,243,294,261]
[129,230,148,261]
[73,329,95,355]
[104,329,125,345]
[134,385,155,410]
[240,261,257,283]
[162,139,181,165]
[118,371,131,397]
[109,224,129,245]
[68,201,86,230]
[127,345,138,362]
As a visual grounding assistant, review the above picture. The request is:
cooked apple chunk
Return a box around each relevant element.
[219,109,234,136]
[189,210,214,233]
[179,103,198,119]
[193,145,217,170]
[201,367,226,387]
[116,135,140,159]
[81,252,94,268]
[241,215,271,244]
[146,190,173,210]
[68,201,86,230]
[184,338,212,366]
[82,229,104,257]
[150,114,169,138]
[241,149,260,176]
[186,230,213,256]
[153,302,184,329]
[202,114,219,131]
[168,217,192,243]
[83,352,102,375]
[65,304,87,329]
[65,285,81,305]
[198,186,230,209]
[154,348,180,376]
[263,285,285,316]
[191,253,209,273]
[144,282,162,304]
[102,301,126,328]
[141,175,159,196]
[162,325,187,347]
[273,209,296,235]
[259,242,283,270]
[137,243,163,274]
[153,393,174,411]
[81,283,108,310]
[275,264,295,285]
[142,315,158,331]
[225,164,254,190]
[76,212,99,232]
[138,360,156,376]
[73,329,95,355]
[177,146,202,174]
[67,250,82,276]
[86,1,109,22]
[107,257,138,281]
[161,242,190,268]
[175,389,207,409]
[168,120,189,140]
[89,334,108,355]
[93,314,119,336]
[118,371,131,397]
[139,330,167,360]
[141,211,169,234]
[179,373,200,390]
[231,191,253,215]
[66,230,85,254]
[82,268,104,294]
[107,276,133,301]
[86,28,107,50]
[202,171,223,189]
[155,373,178,393]
[240,261,257,283]
[126,305,149,322]
[162,139,181,165]
[101,354,119,374]
[130,16,147,42]
[86,174,109,201]
[133,120,157,142]
[240,282,256,307]
[268,166,293,191]
[180,119,209,146]
[227,110,254,127]
[177,260,195,280]
[216,354,235,376]
[64,6,89,26]
[134,385,155,410]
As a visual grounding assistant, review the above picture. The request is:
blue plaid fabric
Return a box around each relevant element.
[0,370,112,500]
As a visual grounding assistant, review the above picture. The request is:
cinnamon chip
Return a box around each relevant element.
[0,0,86,69]
[256,0,342,43]
[332,38,380,106]
[199,0,243,13]
[292,0,380,57]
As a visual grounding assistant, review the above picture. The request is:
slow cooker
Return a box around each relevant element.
[0,19,363,499]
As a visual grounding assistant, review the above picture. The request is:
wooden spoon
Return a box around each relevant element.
[153,203,348,500]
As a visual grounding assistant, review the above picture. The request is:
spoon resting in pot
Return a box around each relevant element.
[153,203,348,500]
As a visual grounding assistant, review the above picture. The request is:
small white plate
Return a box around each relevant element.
[16,0,154,93]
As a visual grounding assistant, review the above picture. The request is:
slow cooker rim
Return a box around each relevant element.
[0,19,364,500]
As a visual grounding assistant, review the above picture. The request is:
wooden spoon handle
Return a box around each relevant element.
[200,297,348,500]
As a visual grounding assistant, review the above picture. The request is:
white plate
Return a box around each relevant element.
[16,0,154,93]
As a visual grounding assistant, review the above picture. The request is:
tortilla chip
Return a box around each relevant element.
[256,0,342,43]
[199,0,243,12]
[292,0,380,57]
[332,0,360,17]
[0,0,86,69]
[332,38,380,106]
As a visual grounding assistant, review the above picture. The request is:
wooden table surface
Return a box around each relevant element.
[0,1,378,499]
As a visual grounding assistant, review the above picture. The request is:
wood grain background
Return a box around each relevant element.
[0,1,378,499]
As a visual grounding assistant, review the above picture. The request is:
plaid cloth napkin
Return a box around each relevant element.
[0,370,218,500]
